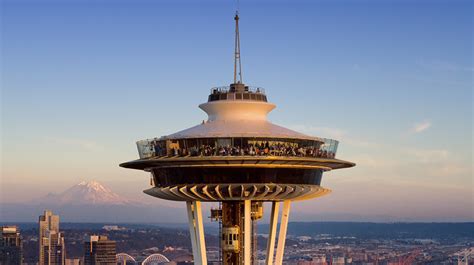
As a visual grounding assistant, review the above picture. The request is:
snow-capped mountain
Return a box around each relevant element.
[1,180,186,222]
[38,180,132,206]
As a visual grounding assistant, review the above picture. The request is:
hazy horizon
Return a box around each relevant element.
[1,0,473,222]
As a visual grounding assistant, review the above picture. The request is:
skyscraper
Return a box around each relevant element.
[0,226,23,265]
[121,11,354,265]
[84,235,116,265]
[39,210,66,265]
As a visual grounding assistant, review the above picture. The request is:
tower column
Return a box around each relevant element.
[275,200,291,265]
[244,200,251,265]
[186,201,207,265]
[195,201,208,265]
[186,201,200,264]
[265,201,280,265]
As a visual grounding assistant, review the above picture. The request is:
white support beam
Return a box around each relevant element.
[186,201,200,265]
[275,200,291,265]
[244,200,252,265]
[265,201,280,265]
[193,201,208,265]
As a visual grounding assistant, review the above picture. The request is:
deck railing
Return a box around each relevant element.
[136,137,338,160]
[210,86,266,95]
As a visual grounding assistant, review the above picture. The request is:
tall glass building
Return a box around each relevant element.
[0,226,23,265]
[39,210,65,265]
[84,235,117,265]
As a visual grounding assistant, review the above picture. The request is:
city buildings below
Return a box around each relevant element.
[84,235,116,265]
[3,222,472,265]
[0,226,23,265]
[39,210,65,265]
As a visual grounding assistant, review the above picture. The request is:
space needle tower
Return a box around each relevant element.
[121,11,355,265]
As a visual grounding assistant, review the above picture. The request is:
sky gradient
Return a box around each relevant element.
[1,0,473,221]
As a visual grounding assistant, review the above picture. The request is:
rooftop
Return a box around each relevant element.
[208,83,267,102]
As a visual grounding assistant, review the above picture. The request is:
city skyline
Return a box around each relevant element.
[4,220,474,264]
[1,0,473,222]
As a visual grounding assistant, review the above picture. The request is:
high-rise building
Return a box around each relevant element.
[0,226,23,265]
[120,9,355,265]
[84,235,116,265]
[39,210,66,265]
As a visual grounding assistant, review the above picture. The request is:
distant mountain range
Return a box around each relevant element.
[0,180,185,223]
[2,181,471,223]
[36,180,134,206]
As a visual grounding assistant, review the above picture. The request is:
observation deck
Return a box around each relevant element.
[120,136,353,201]
[122,136,350,169]
[120,84,355,202]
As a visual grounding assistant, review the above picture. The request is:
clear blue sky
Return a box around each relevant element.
[1,0,472,221]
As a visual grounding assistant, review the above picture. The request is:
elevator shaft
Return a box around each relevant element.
[220,201,263,265]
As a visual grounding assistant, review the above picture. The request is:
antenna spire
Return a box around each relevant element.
[233,11,242,84]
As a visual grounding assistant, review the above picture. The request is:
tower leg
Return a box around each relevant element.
[275,200,291,265]
[194,201,208,265]
[265,201,280,265]
[186,201,200,265]
[244,200,251,265]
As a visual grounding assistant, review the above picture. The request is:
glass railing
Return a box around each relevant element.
[136,137,338,160]
[208,86,268,102]
[210,86,266,95]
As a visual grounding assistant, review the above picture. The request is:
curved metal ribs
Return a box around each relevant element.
[144,184,331,202]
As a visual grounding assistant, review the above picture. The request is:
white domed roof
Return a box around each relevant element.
[161,99,321,141]
[163,119,320,141]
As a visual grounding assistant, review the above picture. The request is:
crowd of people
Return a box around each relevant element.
[149,141,336,159]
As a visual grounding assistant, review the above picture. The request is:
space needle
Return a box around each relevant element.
[120,10,355,265]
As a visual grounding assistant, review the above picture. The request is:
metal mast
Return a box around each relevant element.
[234,11,242,84]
